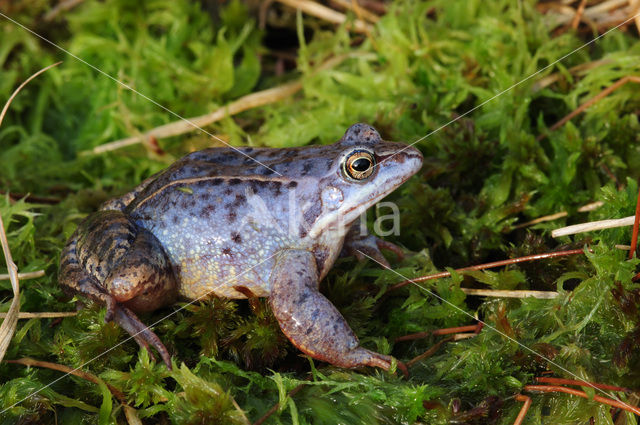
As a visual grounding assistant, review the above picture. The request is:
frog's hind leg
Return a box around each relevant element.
[59,210,178,368]
[269,249,407,375]
[59,227,118,317]
[113,304,172,367]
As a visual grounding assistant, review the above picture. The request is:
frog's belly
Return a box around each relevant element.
[136,218,289,300]
[130,181,300,299]
[172,252,275,300]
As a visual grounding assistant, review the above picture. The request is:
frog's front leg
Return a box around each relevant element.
[59,210,178,368]
[341,224,404,268]
[269,249,405,373]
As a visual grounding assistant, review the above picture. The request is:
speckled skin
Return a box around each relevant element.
[59,124,422,372]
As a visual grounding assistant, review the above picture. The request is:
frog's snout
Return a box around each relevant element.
[377,144,423,178]
[403,145,423,175]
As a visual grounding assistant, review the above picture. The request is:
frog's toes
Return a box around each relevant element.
[374,238,405,262]
[344,235,404,268]
[349,348,409,378]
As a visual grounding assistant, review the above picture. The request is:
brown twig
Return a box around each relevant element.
[406,337,453,367]
[395,323,482,342]
[537,76,640,142]
[524,385,640,416]
[387,249,585,292]
[406,333,476,368]
[629,187,640,259]
[571,0,588,29]
[253,383,306,425]
[513,394,531,425]
[5,357,126,403]
[535,377,630,392]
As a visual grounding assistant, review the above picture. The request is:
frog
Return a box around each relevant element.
[59,123,423,374]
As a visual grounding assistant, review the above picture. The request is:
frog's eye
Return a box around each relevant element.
[343,150,375,181]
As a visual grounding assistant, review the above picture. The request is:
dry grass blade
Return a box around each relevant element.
[512,201,603,229]
[387,249,585,292]
[460,288,559,299]
[0,61,61,364]
[330,0,380,23]
[0,312,77,319]
[632,0,640,32]
[0,270,45,281]
[537,76,640,142]
[0,216,19,365]
[87,53,354,155]
[43,0,85,22]
[5,357,126,402]
[87,80,302,154]
[629,187,640,259]
[552,215,635,238]
[532,59,611,92]
[542,0,638,30]
[275,0,371,33]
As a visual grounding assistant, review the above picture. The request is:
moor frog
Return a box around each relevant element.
[59,124,423,373]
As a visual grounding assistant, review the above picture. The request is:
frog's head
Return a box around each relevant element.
[305,123,423,239]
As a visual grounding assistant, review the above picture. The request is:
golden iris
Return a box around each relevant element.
[343,150,375,180]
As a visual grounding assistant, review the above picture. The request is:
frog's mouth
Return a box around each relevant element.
[307,147,423,239]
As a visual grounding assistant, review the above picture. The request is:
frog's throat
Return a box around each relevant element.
[306,173,410,240]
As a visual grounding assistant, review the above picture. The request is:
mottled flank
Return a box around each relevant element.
[59,123,422,371]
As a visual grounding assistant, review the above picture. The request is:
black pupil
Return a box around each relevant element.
[352,157,371,172]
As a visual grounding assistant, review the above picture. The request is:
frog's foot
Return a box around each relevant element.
[113,304,172,369]
[343,234,404,268]
[333,346,408,377]
[270,249,404,374]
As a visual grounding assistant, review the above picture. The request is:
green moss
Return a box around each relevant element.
[2,0,640,423]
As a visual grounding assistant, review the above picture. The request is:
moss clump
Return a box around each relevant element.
[2,0,640,423]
